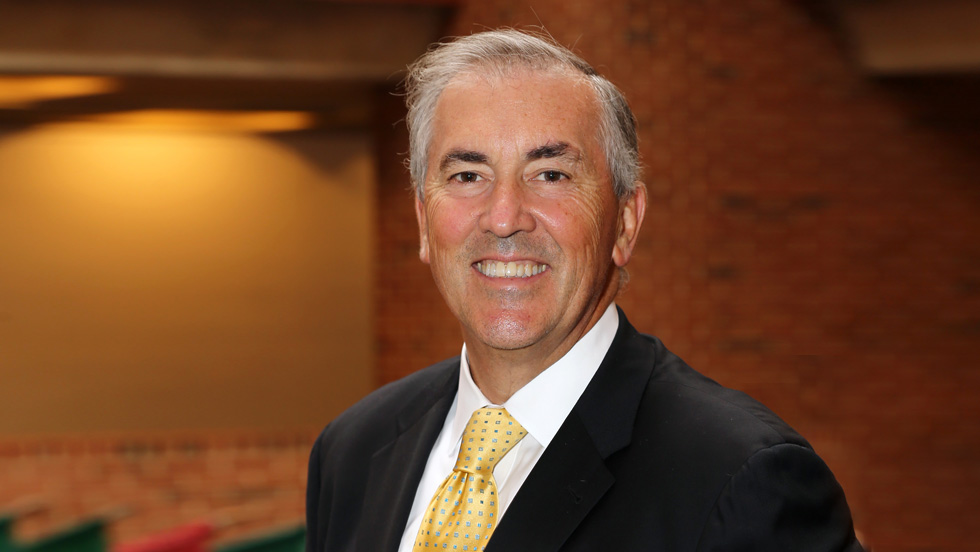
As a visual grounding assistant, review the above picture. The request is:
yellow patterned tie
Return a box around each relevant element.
[415,407,527,551]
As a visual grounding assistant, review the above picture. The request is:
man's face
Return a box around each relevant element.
[415,69,644,363]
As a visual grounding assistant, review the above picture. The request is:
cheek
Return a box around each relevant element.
[426,200,477,251]
[535,193,615,254]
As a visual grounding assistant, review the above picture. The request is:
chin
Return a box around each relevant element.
[475,316,546,351]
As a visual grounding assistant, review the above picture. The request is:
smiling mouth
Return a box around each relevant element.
[475,260,549,278]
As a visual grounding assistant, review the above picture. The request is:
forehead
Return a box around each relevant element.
[428,68,604,165]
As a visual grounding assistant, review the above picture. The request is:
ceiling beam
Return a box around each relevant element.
[0,0,451,81]
[834,0,980,74]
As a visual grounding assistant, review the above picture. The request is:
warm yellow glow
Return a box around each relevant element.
[0,123,376,433]
[0,75,120,108]
[61,109,317,133]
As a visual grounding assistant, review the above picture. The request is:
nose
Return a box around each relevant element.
[478,177,536,238]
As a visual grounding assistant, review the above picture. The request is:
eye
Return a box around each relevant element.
[532,170,569,182]
[449,171,484,183]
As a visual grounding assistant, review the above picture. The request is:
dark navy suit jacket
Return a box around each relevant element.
[306,309,863,551]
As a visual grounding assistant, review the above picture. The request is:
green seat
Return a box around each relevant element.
[0,515,18,552]
[213,526,304,552]
[20,519,106,552]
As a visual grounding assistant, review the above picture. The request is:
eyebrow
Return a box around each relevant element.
[437,142,581,172]
[440,149,489,172]
[526,142,579,162]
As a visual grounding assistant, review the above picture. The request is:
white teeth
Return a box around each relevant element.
[475,261,548,279]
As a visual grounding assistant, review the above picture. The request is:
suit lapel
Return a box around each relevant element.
[486,309,656,552]
[356,361,459,552]
[486,410,614,552]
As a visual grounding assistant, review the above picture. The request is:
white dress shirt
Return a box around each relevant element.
[396,303,620,552]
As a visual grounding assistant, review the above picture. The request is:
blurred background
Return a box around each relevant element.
[0,0,977,550]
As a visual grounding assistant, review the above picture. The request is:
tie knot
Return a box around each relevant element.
[454,407,527,474]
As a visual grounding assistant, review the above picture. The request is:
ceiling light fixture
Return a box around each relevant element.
[0,75,120,108]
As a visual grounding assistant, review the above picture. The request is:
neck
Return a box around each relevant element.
[466,347,556,405]
[465,298,615,404]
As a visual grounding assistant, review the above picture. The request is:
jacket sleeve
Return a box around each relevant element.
[305,436,323,552]
[696,443,864,552]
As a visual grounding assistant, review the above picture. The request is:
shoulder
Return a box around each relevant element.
[629,330,810,458]
[621,329,861,550]
[594,322,820,497]
[304,358,460,552]
[310,357,459,464]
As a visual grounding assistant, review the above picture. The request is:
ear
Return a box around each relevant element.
[612,182,646,267]
[415,195,431,264]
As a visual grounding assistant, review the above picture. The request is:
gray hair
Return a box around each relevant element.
[404,29,640,200]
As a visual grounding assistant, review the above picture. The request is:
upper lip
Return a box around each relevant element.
[474,256,546,264]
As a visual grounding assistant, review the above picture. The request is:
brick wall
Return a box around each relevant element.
[0,431,312,548]
[373,1,980,550]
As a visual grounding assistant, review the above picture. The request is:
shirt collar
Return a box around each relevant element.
[453,303,619,450]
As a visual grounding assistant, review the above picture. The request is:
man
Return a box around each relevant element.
[306,29,863,551]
